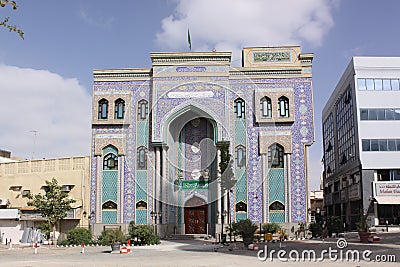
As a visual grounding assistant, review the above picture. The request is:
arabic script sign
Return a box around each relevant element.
[253,52,291,62]
[374,182,400,196]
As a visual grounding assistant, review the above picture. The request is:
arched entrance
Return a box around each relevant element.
[184,196,208,234]
[160,105,220,236]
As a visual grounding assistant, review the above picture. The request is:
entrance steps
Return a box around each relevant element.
[167,234,208,240]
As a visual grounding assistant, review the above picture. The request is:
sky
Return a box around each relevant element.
[1,0,400,191]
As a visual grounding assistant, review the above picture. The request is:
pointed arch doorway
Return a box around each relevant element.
[184,196,208,234]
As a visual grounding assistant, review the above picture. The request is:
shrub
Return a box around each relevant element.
[309,223,322,238]
[65,228,92,245]
[98,228,126,246]
[327,216,343,236]
[262,223,281,234]
[231,219,258,239]
[128,222,160,245]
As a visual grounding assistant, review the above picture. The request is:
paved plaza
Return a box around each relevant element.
[1,232,399,267]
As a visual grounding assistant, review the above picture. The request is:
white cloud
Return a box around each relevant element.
[0,65,91,159]
[156,0,337,62]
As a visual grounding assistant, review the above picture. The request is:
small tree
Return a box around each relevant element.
[219,143,235,192]
[0,0,24,39]
[27,178,76,242]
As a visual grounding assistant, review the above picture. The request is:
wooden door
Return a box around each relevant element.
[185,205,207,234]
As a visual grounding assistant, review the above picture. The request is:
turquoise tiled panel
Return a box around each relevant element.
[234,117,247,219]
[136,170,147,200]
[103,146,118,156]
[102,210,117,224]
[136,209,147,225]
[137,121,149,146]
[235,170,246,202]
[234,119,246,145]
[269,212,285,223]
[268,169,285,204]
[235,213,247,222]
[102,170,118,202]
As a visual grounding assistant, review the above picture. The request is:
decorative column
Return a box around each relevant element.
[286,154,291,223]
[216,147,222,224]
[119,155,125,223]
[155,147,161,223]
[96,155,102,223]
[161,146,168,224]
[262,154,268,223]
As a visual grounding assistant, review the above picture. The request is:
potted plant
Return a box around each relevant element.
[262,222,281,241]
[232,219,258,246]
[98,228,126,253]
[356,213,371,243]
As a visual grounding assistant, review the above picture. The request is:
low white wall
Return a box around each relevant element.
[0,220,23,244]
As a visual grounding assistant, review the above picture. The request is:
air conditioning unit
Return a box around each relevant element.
[61,185,72,192]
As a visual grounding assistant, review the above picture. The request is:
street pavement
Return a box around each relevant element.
[0,232,399,267]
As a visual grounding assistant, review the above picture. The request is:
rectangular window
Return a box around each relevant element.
[366,79,375,90]
[379,139,388,151]
[368,109,377,120]
[391,79,400,90]
[374,79,383,90]
[370,140,379,151]
[385,109,395,120]
[395,110,400,120]
[360,109,368,120]
[383,79,391,90]
[397,140,400,151]
[377,109,385,120]
[358,79,366,90]
[388,140,396,151]
[362,139,370,151]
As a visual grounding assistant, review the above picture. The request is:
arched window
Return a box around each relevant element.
[260,97,272,118]
[138,99,148,120]
[235,145,246,168]
[268,143,284,168]
[234,98,245,119]
[278,96,289,117]
[235,201,247,212]
[103,153,118,170]
[269,201,285,211]
[136,200,147,210]
[114,99,125,119]
[137,146,147,169]
[98,99,109,119]
[102,200,117,210]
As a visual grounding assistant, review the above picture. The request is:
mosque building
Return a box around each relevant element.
[90,46,314,237]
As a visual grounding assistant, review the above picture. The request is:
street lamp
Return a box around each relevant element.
[219,210,228,243]
[150,211,161,235]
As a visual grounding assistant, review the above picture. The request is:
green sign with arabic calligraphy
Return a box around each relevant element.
[181,180,209,190]
[253,52,291,62]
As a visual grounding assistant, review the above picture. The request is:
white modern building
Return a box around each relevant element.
[322,57,400,230]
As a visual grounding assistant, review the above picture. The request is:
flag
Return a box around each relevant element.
[187,29,191,51]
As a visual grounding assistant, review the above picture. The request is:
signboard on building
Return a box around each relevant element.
[374,181,400,197]
[349,184,361,200]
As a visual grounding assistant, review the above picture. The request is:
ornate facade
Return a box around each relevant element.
[90,46,314,237]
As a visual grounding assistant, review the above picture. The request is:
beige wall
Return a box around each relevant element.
[0,156,91,228]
